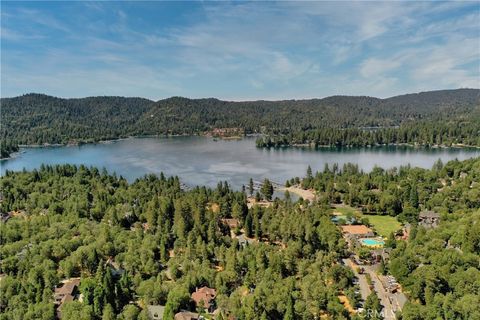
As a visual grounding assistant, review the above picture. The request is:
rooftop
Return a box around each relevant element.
[55,278,80,296]
[147,305,165,320]
[419,211,440,218]
[341,225,373,235]
[175,311,200,320]
[220,218,240,229]
[191,286,217,309]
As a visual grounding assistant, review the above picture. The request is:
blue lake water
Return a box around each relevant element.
[1,136,479,189]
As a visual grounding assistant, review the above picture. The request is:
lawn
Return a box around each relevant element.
[330,205,360,216]
[361,214,402,238]
[329,205,402,238]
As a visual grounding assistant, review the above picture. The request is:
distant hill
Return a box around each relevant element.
[1,89,479,146]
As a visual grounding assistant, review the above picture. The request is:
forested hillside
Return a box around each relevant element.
[0,165,352,320]
[1,89,479,156]
[256,120,480,148]
[1,158,479,319]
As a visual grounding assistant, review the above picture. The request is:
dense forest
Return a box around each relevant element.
[0,141,19,159]
[299,157,480,220]
[256,120,480,148]
[1,89,479,157]
[1,157,479,319]
[1,165,353,320]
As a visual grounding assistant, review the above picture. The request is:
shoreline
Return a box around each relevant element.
[14,132,251,150]
[15,133,200,149]
[277,186,316,201]
[5,135,480,157]
[259,142,480,150]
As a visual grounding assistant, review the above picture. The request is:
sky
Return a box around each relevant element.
[1,1,479,100]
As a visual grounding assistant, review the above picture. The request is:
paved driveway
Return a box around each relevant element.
[342,258,370,301]
[343,257,408,320]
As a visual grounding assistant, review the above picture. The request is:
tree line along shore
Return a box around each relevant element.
[2,89,479,158]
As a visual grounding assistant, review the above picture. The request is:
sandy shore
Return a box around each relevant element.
[277,186,316,201]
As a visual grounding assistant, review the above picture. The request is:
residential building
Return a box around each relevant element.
[191,286,217,313]
[371,248,392,263]
[175,311,201,320]
[220,218,240,229]
[54,278,80,306]
[147,305,165,320]
[418,211,440,228]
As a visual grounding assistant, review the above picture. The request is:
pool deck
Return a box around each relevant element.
[359,237,385,247]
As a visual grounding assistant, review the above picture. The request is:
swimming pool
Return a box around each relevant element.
[360,238,385,247]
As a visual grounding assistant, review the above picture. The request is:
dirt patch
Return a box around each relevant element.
[278,187,315,201]
[338,294,356,314]
[208,203,220,213]
[247,197,272,209]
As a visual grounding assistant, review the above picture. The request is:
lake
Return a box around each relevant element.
[1,136,479,189]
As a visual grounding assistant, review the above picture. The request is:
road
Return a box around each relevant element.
[343,257,408,320]
[368,269,397,319]
[342,259,370,301]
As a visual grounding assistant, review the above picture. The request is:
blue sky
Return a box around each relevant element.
[1,1,479,100]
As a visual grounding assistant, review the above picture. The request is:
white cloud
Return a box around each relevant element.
[360,58,402,78]
[15,8,70,33]
[1,1,479,100]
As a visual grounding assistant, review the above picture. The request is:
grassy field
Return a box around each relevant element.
[361,214,402,238]
[330,205,360,216]
[330,204,402,237]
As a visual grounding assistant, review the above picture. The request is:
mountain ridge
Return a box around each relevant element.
[5,87,478,103]
[1,89,479,148]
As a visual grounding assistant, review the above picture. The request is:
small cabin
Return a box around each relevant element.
[418,211,440,228]
[147,305,165,320]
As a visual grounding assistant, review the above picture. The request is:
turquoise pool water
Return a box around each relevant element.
[360,238,385,247]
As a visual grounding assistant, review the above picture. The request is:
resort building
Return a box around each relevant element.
[341,225,376,249]
[418,211,440,228]
[341,225,375,239]
[191,286,217,313]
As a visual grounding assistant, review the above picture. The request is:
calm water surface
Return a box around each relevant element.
[2,136,479,189]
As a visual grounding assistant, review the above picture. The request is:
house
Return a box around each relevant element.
[54,278,80,306]
[191,286,217,312]
[418,211,440,228]
[371,248,392,263]
[210,127,245,138]
[147,305,165,320]
[399,223,411,240]
[175,311,201,320]
[235,234,255,248]
[1,212,11,223]
[106,257,125,277]
[220,218,240,230]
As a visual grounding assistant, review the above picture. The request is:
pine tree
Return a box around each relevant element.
[102,304,115,320]
[410,184,419,208]
[261,178,274,201]
[284,294,295,320]
[245,213,253,238]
